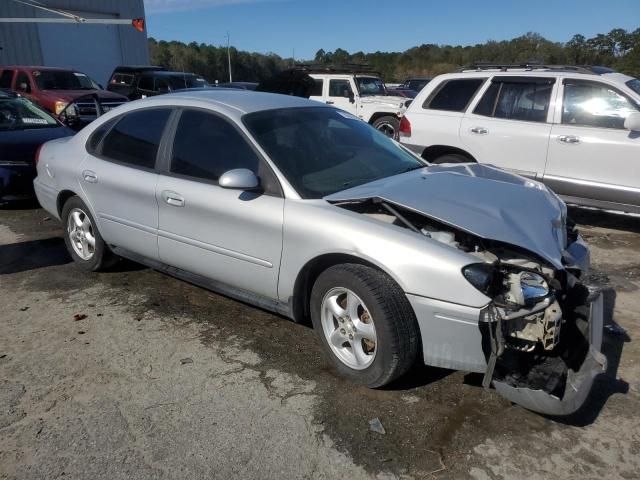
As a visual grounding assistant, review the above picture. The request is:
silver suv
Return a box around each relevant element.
[399,64,640,214]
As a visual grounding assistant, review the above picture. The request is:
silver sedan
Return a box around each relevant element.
[34,90,606,415]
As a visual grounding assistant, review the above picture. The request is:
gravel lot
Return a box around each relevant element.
[1,205,638,480]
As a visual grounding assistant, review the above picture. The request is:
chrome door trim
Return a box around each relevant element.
[543,174,640,206]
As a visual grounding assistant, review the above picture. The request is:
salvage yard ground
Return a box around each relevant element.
[1,205,639,479]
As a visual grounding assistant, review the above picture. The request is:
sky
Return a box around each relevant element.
[144,0,640,59]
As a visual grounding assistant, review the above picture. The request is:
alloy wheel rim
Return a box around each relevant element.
[67,208,96,261]
[376,122,396,137]
[321,287,377,370]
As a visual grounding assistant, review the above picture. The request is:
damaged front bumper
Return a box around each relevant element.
[490,291,607,416]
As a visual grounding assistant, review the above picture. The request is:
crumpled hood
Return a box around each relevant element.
[325,164,569,269]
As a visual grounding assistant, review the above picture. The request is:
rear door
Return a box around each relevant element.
[156,108,284,299]
[460,76,556,178]
[544,78,640,209]
[81,107,173,258]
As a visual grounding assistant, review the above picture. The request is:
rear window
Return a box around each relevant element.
[424,78,485,112]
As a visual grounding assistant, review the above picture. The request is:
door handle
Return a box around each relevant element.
[161,190,185,207]
[470,126,488,135]
[558,135,580,144]
[326,100,335,105]
[82,170,98,183]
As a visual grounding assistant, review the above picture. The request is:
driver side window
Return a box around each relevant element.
[562,80,639,129]
[16,71,31,93]
[329,79,352,98]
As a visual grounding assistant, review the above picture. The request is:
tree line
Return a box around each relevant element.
[149,28,640,84]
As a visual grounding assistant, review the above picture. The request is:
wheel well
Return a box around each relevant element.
[421,145,476,163]
[368,112,399,125]
[291,254,389,324]
[56,190,76,217]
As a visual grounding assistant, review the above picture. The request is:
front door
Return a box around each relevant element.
[156,108,284,299]
[544,78,640,210]
[460,76,556,179]
[80,107,173,259]
[326,77,358,116]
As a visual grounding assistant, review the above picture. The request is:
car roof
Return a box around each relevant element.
[125,89,328,117]
[113,65,166,73]
[442,69,636,84]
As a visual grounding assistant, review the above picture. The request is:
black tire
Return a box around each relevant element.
[310,263,419,388]
[61,196,118,271]
[372,115,400,138]
[431,153,472,164]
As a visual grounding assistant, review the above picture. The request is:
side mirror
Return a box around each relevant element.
[219,168,260,190]
[624,112,640,132]
[19,82,30,93]
[348,91,355,103]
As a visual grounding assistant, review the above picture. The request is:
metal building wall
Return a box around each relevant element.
[0,0,149,84]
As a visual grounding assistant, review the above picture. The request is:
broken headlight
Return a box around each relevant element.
[505,271,550,307]
[462,263,501,296]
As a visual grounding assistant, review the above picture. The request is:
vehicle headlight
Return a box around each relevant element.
[503,271,550,306]
[54,101,68,115]
[519,272,549,302]
[462,263,499,296]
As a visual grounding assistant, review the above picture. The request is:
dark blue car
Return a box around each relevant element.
[0,90,74,203]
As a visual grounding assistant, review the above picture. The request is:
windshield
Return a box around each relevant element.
[0,97,58,130]
[626,78,640,95]
[355,77,387,96]
[166,75,208,89]
[243,107,425,199]
[34,70,99,90]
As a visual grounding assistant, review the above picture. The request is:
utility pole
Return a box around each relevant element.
[226,32,232,83]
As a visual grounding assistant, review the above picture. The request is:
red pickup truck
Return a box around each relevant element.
[0,66,127,123]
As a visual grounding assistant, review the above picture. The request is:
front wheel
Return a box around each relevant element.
[310,264,419,388]
[372,116,400,138]
[62,196,118,271]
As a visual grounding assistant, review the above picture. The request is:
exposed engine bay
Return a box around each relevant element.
[334,197,605,414]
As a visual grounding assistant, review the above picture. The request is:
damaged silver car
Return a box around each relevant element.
[34,90,606,415]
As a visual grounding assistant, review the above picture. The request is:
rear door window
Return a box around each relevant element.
[424,78,485,112]
[100,108,172,169]
[311,79,324,96]
[474,77,554,123]
[137,75,154,91]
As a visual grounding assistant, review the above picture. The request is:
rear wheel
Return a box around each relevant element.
[372,116,400,138]
[62,196,118,271]
[431,153,472,164]
[310,264,419,387]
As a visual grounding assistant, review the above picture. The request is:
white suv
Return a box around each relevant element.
[398,65,640,214]
[302,65,410,137]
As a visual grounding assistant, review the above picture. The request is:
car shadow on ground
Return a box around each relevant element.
[0,237,72,274]
[569,206,640,234]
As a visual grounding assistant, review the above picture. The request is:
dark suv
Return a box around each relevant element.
[107,67,209,100]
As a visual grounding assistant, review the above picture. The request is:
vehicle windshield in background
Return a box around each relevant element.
[406,79,430,91]
[34,70,98,90]
[243,107,424,199]
[355,77,387,96]
[0,97,58,130]
[166,75,208,89]
[626,78,640,95]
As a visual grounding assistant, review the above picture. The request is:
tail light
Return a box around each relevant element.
[399,115,411,138]
[34,144,43,166]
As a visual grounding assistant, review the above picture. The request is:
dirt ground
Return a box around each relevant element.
[0,204,638,480]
